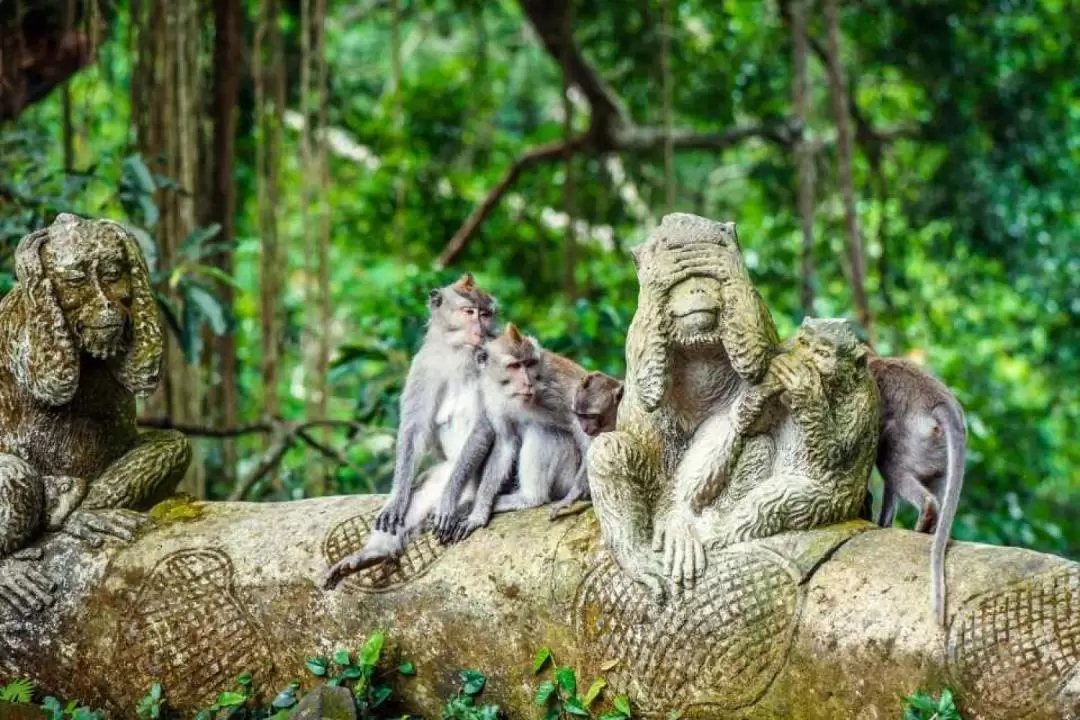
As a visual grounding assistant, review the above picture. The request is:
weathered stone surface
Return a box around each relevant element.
[2,494,1079,719]
[291,685,357,720]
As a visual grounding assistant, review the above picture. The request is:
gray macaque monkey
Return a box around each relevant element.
[433,324,590,543]
[571,372,623,438]
[870,355,967,626]
[322,274,497,590]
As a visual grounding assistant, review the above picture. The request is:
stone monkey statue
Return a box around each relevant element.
[0,213,192,614]
[586,213,780,597]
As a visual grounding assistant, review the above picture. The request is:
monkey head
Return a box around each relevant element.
[12,213,164,406]
[427,273,498,349]
[572,371,624,437]
[788,317,869,380]
[626,213,766,412]
[477,323,551,411]
[42,475,89,530]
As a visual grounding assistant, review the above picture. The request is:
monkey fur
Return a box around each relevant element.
[870,355,967,626]
[323,274,497,590]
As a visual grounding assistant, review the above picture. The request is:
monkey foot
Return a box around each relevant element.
[374,497,408,534]
[548,498,592,521]
[0,561,57,615]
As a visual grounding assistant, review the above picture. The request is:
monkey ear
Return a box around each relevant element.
[614,383,625,403]
[505,323,523,343]
[428,288,443,308]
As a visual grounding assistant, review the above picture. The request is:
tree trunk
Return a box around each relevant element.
[209,0,242,488]
[823,0,871,334]
[791,0,815,317]
[2,497,1079,720]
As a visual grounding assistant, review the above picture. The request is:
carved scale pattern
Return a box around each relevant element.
[948,566,1080,719]
[322,512,447,593]
[114,548,272,708]
[574,546,800,715]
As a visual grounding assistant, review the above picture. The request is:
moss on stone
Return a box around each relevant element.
[148,495,203,525]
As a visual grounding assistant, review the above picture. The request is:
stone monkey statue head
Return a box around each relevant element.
[12,213,163,406]
[787,317,870,385]
[426,273,498,349]
[626,213,778,412]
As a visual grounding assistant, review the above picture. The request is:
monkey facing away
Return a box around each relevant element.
[433,324,590,543]
[870,355,967,626]
[322,274,497,590]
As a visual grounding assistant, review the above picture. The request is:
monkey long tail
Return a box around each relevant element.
[930,399,967,627]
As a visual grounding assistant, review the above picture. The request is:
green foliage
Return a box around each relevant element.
[135,683,164,719]
[902,688,964,720]
[532,650,630,720]
[440,669,502,720]
[40,696,103,720]
[0,677,34,703]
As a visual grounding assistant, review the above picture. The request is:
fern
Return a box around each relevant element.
[0,678,35,703]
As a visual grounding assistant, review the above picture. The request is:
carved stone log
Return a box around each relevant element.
[2,494,1079,720]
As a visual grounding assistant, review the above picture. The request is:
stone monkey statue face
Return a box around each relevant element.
[12,212,164,405]
[665,276,727,348]
[39,223,136,359]
[478,324,548,409]
[427,273,497,349]
[572,372,623,437]
[788,318,869,383]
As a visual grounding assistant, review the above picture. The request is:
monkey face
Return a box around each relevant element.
[666,276,725,347]
[573,373,623,436]
[41,228,134,360]
[428,275,497,349]
[481,324,545,407]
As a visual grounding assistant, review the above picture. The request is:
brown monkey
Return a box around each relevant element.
[870,355,966,626]
[571,372,624,438]
[434,324,590,543]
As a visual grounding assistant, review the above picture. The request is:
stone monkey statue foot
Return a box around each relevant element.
[0,558,56,615]
[80,430,192,511]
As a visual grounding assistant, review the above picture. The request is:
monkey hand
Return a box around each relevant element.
[374,494,408,533]
[61,507,145,548]
[652,511,707,594]
[769,353,819,405]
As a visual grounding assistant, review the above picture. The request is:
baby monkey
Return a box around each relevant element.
[870,355,966,626]
[433,324,590,543]
[572,372,623,438]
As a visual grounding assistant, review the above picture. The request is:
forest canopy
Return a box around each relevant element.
[0,0,1077,558]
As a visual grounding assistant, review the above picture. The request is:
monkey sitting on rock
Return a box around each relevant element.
[322,274,498,590]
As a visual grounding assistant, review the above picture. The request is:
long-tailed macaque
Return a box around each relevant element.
[322,274,497,590]
[572,372,623,438]
[870,355,967,626]
[432,324,590,543]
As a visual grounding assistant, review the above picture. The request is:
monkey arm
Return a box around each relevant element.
[80,430,191,511]
[548,427,594,519]
[376,372,442,532]
[719,280,780,384]
[432,416,495,539]
[446,434,519,544]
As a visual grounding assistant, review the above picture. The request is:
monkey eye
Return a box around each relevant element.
[463,307,478,317]
[506,361,522,371]
[100,266,122,282]
[480,310,493,319]
[63,272,88,286]
[524,358,539,368]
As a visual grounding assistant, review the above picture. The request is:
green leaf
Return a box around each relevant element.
[599,713,628,720]
[123,154,156,194]
[459,669,486,696]
[0,678,34,703]
[305,657,329,676]
[215,691,246,708]
[150,683,162,701]
[583,677,606,708]
[398,661,415,676]
[341,666,363,679]
[181,223,222,251]
[271,686,298,709]
[122,224,158,274]
[534,680,556,706]
[360,631,385,667]
[332,648,352,666]
[40,696,63,720]
[236,674,252,687]
[371,685,393,707]
[327,677,341,687]
[555,666,576,695]
[563,697,590,716]
[532,647,552,674]
[613,694,631,716]
[185,284,228,335]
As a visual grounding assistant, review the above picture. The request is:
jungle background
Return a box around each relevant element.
[0,0,1077,558]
